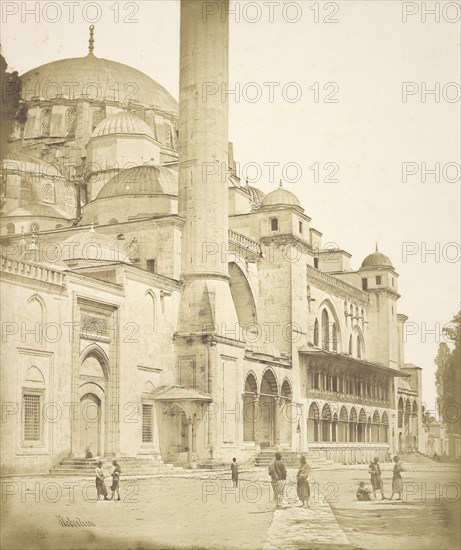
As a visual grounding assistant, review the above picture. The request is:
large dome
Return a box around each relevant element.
[21,54,178,113]
[97,165,178,199]
[261,182,301,208]
[361,247,394,269]
[92,111,156,139]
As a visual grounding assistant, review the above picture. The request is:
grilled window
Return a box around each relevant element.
[92,108,105,131]
[146,259,156,273]
[41,109,51,136]
[42,183,55,203]
[270,218,278,231]
[142,404,153,443]
[65,108,77,136]
[23,394,41,441]
[7,223,15,235]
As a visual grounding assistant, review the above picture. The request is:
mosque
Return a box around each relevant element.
[0,3,423,474]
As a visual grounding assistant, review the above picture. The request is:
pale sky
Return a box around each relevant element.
[1,0,460,412]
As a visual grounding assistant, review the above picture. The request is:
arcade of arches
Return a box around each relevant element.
[397,397,419,452]
[243,370,294,448]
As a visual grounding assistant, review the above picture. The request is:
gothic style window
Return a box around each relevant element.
[313,318,319,346]
[65,107,77,136]
[42,183,55,203]
[332,323,338,352]
[322,309,329,350]
[23,394,41,441]
[7,223,15,235]
[109,219,118,225]
[41,108,51,136]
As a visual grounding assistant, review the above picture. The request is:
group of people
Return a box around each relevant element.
[95,460,122,501]
[356,455,404,501]
[231,452,310,509]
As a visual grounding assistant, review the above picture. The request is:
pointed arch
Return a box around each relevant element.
[24,366,45,385]
[79,343,110,380]
[260,368,278,396]
[145,290,157,333]
[307,401,320,442]
[229,261,258,329]
[313,318,319,346]
[281,379,292,399]
[321,309,330,350]
[244,372,258,393]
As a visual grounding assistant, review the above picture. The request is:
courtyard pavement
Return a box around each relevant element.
[1,457,459,550]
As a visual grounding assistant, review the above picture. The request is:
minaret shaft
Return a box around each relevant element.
[178,0,238,334]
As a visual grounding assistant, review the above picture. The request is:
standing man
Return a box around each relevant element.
[369,457,385,500]
[231,457,239,488]
[268,452,287,509]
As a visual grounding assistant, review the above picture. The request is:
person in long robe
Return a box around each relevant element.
[389,455,404,500]
[297,456,311,507]
[95,461,109,500]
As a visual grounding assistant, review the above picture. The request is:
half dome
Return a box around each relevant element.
[92,111,155,139]
[60,227,131,264]
[97,165,178,199]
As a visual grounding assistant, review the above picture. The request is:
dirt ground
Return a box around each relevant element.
[1,460,460,550]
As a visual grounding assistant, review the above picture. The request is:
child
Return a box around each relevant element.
[95,461,109,500]
[110,460,121,501]
[231,457,239,488]
[356,481,372,501]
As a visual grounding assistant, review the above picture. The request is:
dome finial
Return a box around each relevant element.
[90,221,95,233]
[375,242,379,252]
[88,25,95,55]
[279,179,283,188]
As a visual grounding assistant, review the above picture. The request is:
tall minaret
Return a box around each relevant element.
[177,0,239,335]
[176,0,243,465]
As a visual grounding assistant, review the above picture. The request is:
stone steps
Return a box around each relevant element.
[50,457,182,476]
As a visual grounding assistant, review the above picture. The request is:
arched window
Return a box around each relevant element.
[65,107,77,136]
[7,223,15,235]
[146,291,156,334]
[92,108,106,131]
[42,183,55,203]
[322,309,329,350]
[332,322,338,352]
[357,335,361,358]
[313,318,319,346]
[55,224,63,229]
[41,108,51,136]
[109,219,118,225]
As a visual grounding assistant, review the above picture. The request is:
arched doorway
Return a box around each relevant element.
[349,407,357,442]
[339,406,348,442]
[307,402,320,442]
[163,405,189,462]
[259,370,278,447]
[243,373,257,442]
[78,352,107,458]
[280,380,293,446]
[79,393,102,456]
[321,403,332,442]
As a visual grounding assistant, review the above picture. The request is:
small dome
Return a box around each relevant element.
[92,111,155,139]
[97,165,177,199]
[261,181,301,208]
[60,226,131,264]
[361,246,393,269]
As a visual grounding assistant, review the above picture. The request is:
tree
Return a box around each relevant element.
[434,311,461,436]
[0,51,27,159]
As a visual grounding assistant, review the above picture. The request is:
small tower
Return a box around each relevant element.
[359,245,400,368]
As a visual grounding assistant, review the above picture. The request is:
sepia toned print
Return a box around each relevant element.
[0,1,459,549]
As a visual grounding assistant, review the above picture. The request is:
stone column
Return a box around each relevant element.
[187,419,193,463]
[274,397,280,447]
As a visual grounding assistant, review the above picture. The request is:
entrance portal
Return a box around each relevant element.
[164,405,189,462]
[79,393,102,456]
